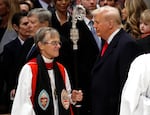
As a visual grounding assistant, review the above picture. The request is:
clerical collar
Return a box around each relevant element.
[42,55,54,63]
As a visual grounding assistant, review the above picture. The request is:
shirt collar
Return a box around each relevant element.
[107,28,121,44]
[84,17,91,25]
[84,17,94,29]
[18,36,24,45]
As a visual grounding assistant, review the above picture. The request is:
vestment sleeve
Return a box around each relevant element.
[120,54,150,115]
[63,68,76,104]
[11,64,35,115]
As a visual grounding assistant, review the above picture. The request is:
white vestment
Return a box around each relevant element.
[120,54,150,115]
[11,57,72,115]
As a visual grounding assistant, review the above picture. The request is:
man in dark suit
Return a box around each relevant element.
[91,6,141,115]
[23,8,52,62]
[2,12,30,111]
[33,0,55,13]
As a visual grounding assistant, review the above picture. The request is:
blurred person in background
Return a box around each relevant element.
[2,12,30,112]
[33,0,55,13]
[19,8,52,69]
[0,0,20,54]
[123,0,147,39]
[0,0,20,113]
[24,0,35,9]
[19,0,31,12]
[136,9,150,54]
[51,0,72,34]
[98,0,118,7]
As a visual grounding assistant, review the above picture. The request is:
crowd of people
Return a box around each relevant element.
[0,0,150,115]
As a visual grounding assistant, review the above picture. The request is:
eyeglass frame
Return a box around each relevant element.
[42,41,62,46]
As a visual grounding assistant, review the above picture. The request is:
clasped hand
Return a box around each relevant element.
[71,90,83,102]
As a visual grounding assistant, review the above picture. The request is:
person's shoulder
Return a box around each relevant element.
[132,54,150,65]
[118,28,133,38]
[24,37,34,44]
[4,37,19,49]
[143,35,150,40]
[117,29,137,45]
[27,58,37,65]
[23,58,38,74]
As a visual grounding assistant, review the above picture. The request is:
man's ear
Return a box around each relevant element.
[12,24,19,32]
[108,19,114,29]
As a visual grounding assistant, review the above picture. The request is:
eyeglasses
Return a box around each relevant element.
[43,41,62,46]
[100,0,114,2]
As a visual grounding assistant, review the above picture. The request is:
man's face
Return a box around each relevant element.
[28,15,41,37]
[93,13,110,40]
[28,14,49,37]
[99,0,115,7]
[80,0,97,13]
[17,16,30,39]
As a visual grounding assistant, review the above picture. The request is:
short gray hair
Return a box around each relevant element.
[34,27,60,46]
[27,8,52,26]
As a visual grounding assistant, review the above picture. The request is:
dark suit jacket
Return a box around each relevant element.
[136,35,150,54]
[51,11,72,35]
[33,0,55,13]
[2,38,23,91]
[56,20,100,115]
[91,29,141,115]
[33,0,43,8]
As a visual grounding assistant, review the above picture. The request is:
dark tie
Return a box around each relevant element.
[101,41,108,56]
[45,63,53,70]
[89,20,102,51]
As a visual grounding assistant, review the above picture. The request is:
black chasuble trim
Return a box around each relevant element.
[33,54,71,115]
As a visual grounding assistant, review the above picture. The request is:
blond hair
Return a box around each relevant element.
[124,0,147,39]
[7,0,20,30]
[140,9,150,25]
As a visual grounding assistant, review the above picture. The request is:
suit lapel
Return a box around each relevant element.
[77,20,100,50]
[14,37,22,48]
[93,29,122,70]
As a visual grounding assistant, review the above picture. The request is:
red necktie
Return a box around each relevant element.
[45,63,53,70]
[101,41,108,56]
